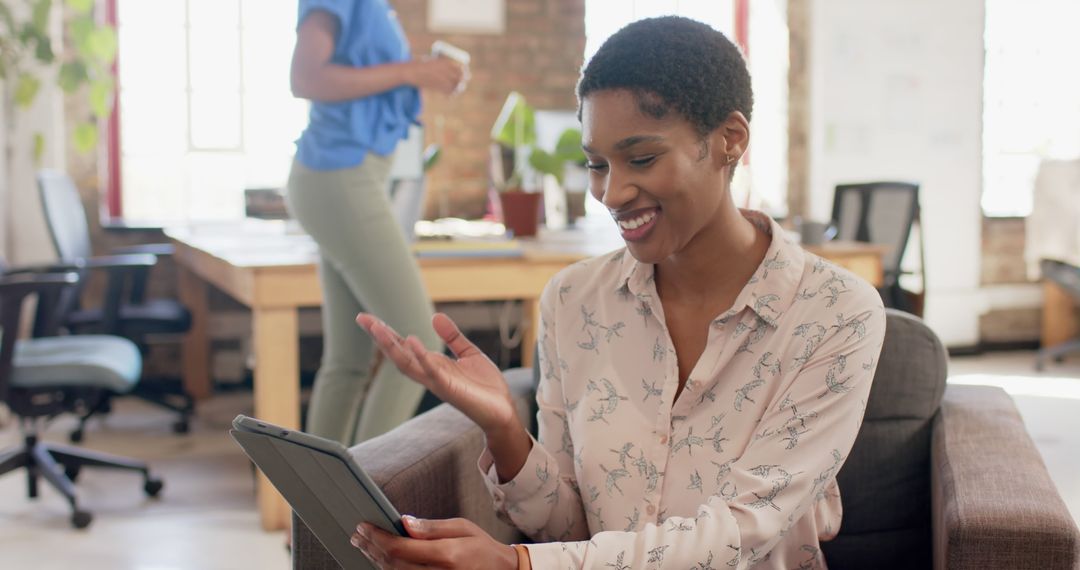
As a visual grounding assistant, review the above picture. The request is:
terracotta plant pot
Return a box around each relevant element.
[498,190,542,237]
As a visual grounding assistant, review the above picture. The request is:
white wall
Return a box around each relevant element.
[808,0,985,346]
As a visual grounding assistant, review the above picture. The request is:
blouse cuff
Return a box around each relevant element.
[477,433,554,506]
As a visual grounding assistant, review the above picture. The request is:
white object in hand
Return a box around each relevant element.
[432,40,471,94]
[431,40,471,65]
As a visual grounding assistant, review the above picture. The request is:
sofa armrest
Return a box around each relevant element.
[931,384,1079,570]
[293,371,535,569]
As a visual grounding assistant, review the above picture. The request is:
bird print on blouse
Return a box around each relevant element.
[477,210,886,569]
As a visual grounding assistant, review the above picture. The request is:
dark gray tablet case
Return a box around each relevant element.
[229,414,405,569]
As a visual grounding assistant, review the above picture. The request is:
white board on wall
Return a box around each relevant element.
[807,0,986,346]
[428,0,505,34]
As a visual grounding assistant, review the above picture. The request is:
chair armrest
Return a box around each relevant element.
[2,261,82,275]
[931,384,1080,570]
[293,374,535,569]
[3,254,157,274]
[84,253,158,269]
[110,243,174,257]
[0,271,80,298]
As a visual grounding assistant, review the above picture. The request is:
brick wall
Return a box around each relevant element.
[980,216,1041,344]
[981,217,1028,285]
[394,0,587,219]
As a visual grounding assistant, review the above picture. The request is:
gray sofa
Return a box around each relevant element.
[293,310,1080,569]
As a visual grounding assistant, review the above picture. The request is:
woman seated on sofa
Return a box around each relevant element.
[352,16,886,570]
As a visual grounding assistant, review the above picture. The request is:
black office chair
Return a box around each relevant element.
[0,266,163,529]
[831,181,925,315]
[37,170,194,441]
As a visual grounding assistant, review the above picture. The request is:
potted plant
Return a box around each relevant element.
[528,127,588,226]
[489,91,542,237]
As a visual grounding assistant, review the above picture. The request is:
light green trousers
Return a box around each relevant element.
[286,155,440,445]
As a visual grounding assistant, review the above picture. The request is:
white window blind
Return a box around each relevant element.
[982,0,1080,217]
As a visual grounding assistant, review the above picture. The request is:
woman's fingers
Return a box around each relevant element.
[406,336,456,397]
[432,312,481,358]
[358,522,453,566]
[402,516,479,540]
[356,314,430,384]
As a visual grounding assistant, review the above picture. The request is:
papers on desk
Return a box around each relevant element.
[411,218,522,258]
[410,238,523,258]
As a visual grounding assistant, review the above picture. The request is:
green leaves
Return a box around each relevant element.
[528,148,563,182]
[65,0,95,14]
[528,128,584,184]
[492,91,537,148]
[89,76,113,116]
[555,128,586,164]
[58,60,87,92]
[33,133,45,162]
[31,0,52,34]
[73,122,98,153]
[3,0,119,156]
[14,73,41,107]
[84,26,117,65]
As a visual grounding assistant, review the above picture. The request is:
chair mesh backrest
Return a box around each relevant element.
[37,170,92,261]
[831,182,920,278]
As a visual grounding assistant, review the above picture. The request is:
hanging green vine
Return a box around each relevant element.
[0,0,117,159]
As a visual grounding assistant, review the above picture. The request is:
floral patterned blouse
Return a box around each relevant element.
[479,210,886,569]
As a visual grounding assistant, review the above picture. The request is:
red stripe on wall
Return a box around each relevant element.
[105,0,122,218]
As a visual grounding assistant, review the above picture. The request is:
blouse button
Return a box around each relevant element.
[659,435,668,445]
[646,505,657,515]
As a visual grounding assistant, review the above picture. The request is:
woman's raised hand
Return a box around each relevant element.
[356,312,518,435]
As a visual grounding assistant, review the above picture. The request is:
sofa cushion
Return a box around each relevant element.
[822,310,948,569]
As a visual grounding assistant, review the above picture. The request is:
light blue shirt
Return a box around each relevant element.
[295,0,421,171]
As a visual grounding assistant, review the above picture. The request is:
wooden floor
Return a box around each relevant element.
[1,351,1077,569]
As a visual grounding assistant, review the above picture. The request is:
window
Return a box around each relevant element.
[583,0,788,217]
[116,0,308,223]
[982,0,1080,217]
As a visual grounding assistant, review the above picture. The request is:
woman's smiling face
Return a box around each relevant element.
[581,89,738,265]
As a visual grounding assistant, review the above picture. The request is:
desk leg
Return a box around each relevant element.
[1042,280,1080,348]
[178,266,212,401]
[521,298,540,368]
[253,307,300,531]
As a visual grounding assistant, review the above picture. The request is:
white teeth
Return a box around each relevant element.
[618,211,656,230]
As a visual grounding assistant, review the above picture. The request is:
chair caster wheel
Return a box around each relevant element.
[64,465,81,481]
[144,478,164,497]
[69,429,84,444]
[172,419,190,434]
[72,510,93,529]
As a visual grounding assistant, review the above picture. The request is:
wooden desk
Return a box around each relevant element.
[1043,280,1080,348]
[804,241,888,289]
[167,220,884,530]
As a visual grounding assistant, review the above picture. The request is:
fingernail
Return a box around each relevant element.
[356,524,367,537]
[404,515,421,529]
[350,536,360,548]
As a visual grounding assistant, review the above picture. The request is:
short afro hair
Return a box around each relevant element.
[577,16,753,138]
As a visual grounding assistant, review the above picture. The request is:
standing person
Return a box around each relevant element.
[350,16,885,570]
[287,0,466,445]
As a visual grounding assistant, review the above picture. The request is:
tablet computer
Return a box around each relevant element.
[229,414,405,569]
